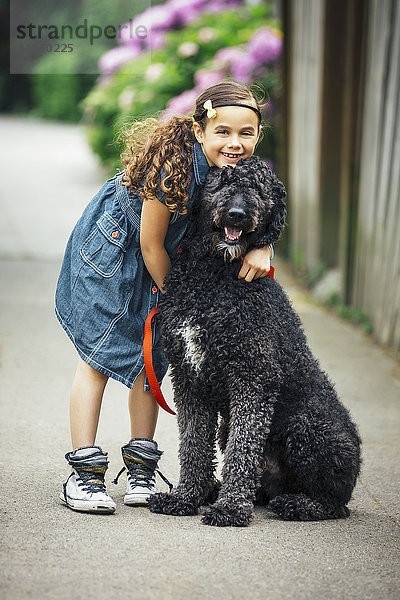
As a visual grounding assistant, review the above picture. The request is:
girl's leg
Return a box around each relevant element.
[128,368,159,439]
[122,369,164,506]
[70,358,108,449]
[62,359,115,513]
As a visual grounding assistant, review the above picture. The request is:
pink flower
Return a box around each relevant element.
[207,0,240,13]
[160,88,199,121]
[178,41,199,57]
[194,69,225,89]
[215,46,248,70]
[170,0,211,27]
[147,30,167,51]
[145,63,165,82]
[198,27,217,44]
[247,27,283,64]
[231,53,257,84]
[99,45,141,74]
[118,5,175,47]
[101,0,245,75]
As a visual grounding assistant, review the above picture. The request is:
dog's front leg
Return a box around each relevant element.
[202,382,277,527]
[148,391,218,516]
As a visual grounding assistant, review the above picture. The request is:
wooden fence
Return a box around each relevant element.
[282,0,400,350]
[353,0,400,348]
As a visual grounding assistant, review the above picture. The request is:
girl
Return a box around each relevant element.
[56,79,274,514]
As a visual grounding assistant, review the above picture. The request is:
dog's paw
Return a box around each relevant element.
[201,502,253,527]
[147,492,198,516]
[268,494,350,521]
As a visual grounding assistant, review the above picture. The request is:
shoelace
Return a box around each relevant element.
[77,470,107,493]
[112,465,173,491]
[62,470,107,503]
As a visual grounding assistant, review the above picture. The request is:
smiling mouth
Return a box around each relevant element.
[221,152,244,159]
[224,226,242,243]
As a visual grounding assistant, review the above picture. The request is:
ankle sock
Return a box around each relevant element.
[128,438,158,450]
[71,445,104,459]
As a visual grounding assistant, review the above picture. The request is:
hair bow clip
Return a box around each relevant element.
[203,100,217,119]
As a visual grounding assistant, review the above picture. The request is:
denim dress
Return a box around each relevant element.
[55,141,210,391]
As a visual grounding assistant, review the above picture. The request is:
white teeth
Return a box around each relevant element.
[224,227,242,241]
[222,152,242,158]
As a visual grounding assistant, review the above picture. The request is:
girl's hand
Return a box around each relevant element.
[238,246,272,282]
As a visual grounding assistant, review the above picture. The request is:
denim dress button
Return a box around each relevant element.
[111,231,119,238]
[152,286,158,293]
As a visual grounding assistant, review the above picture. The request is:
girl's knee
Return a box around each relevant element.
[77,358,108,383]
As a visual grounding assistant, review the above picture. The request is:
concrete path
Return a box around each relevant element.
[0,117,399,600]
[0,115,108,261]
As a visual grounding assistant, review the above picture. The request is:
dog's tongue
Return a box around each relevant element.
[226,227,241,236]
[224,226,242,241]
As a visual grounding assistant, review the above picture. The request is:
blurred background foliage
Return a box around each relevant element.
[2,0,158,117]
[3,0,283,172]
[82,0,283,173]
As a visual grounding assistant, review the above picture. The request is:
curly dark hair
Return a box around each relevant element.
[120,79,266,214]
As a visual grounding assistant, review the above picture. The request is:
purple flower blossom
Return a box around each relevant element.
[140,5,176,34]
[99,45,141,75]
[102,0,243,76]
[247,27,282,64]
[160,67,225,121]
[161,88,199,121]
[231,53,257,84]
[207,0,241,14]
[215,46,248,70]
[170,0,207,28]
[145,62,165,82]
[118,20,141,46]
[147,30,167,52]
[198,27,217,44]
[178,41,199,57]
[194,69,225,89]
[212,26,283,84]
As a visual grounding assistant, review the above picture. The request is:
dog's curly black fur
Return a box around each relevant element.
[147,156,361,527]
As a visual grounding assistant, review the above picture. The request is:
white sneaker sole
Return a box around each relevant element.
[59,492,116,514]
[124,493,153,506]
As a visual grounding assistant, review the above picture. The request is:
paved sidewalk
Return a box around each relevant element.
[0,115,108,261]
[0,118,399,600]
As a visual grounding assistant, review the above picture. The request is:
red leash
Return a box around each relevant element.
[143,308,176,415]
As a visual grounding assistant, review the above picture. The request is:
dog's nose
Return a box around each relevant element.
[227,207,246,222]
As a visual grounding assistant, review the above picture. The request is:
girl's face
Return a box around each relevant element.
[193,105,260,169]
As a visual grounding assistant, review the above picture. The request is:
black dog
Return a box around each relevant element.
[148,156,361,527]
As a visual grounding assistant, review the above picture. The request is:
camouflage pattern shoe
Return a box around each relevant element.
[60,446,116,513]
[113,439,172,506]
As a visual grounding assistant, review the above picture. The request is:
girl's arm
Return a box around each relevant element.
[140,196,172,294]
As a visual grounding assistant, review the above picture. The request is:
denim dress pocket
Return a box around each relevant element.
[80,211,128,278]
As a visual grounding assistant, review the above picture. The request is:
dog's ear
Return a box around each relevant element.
[250,168,287,247]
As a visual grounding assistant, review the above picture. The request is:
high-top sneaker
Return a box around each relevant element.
[60,446,116,513]
[113,439,172,506]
